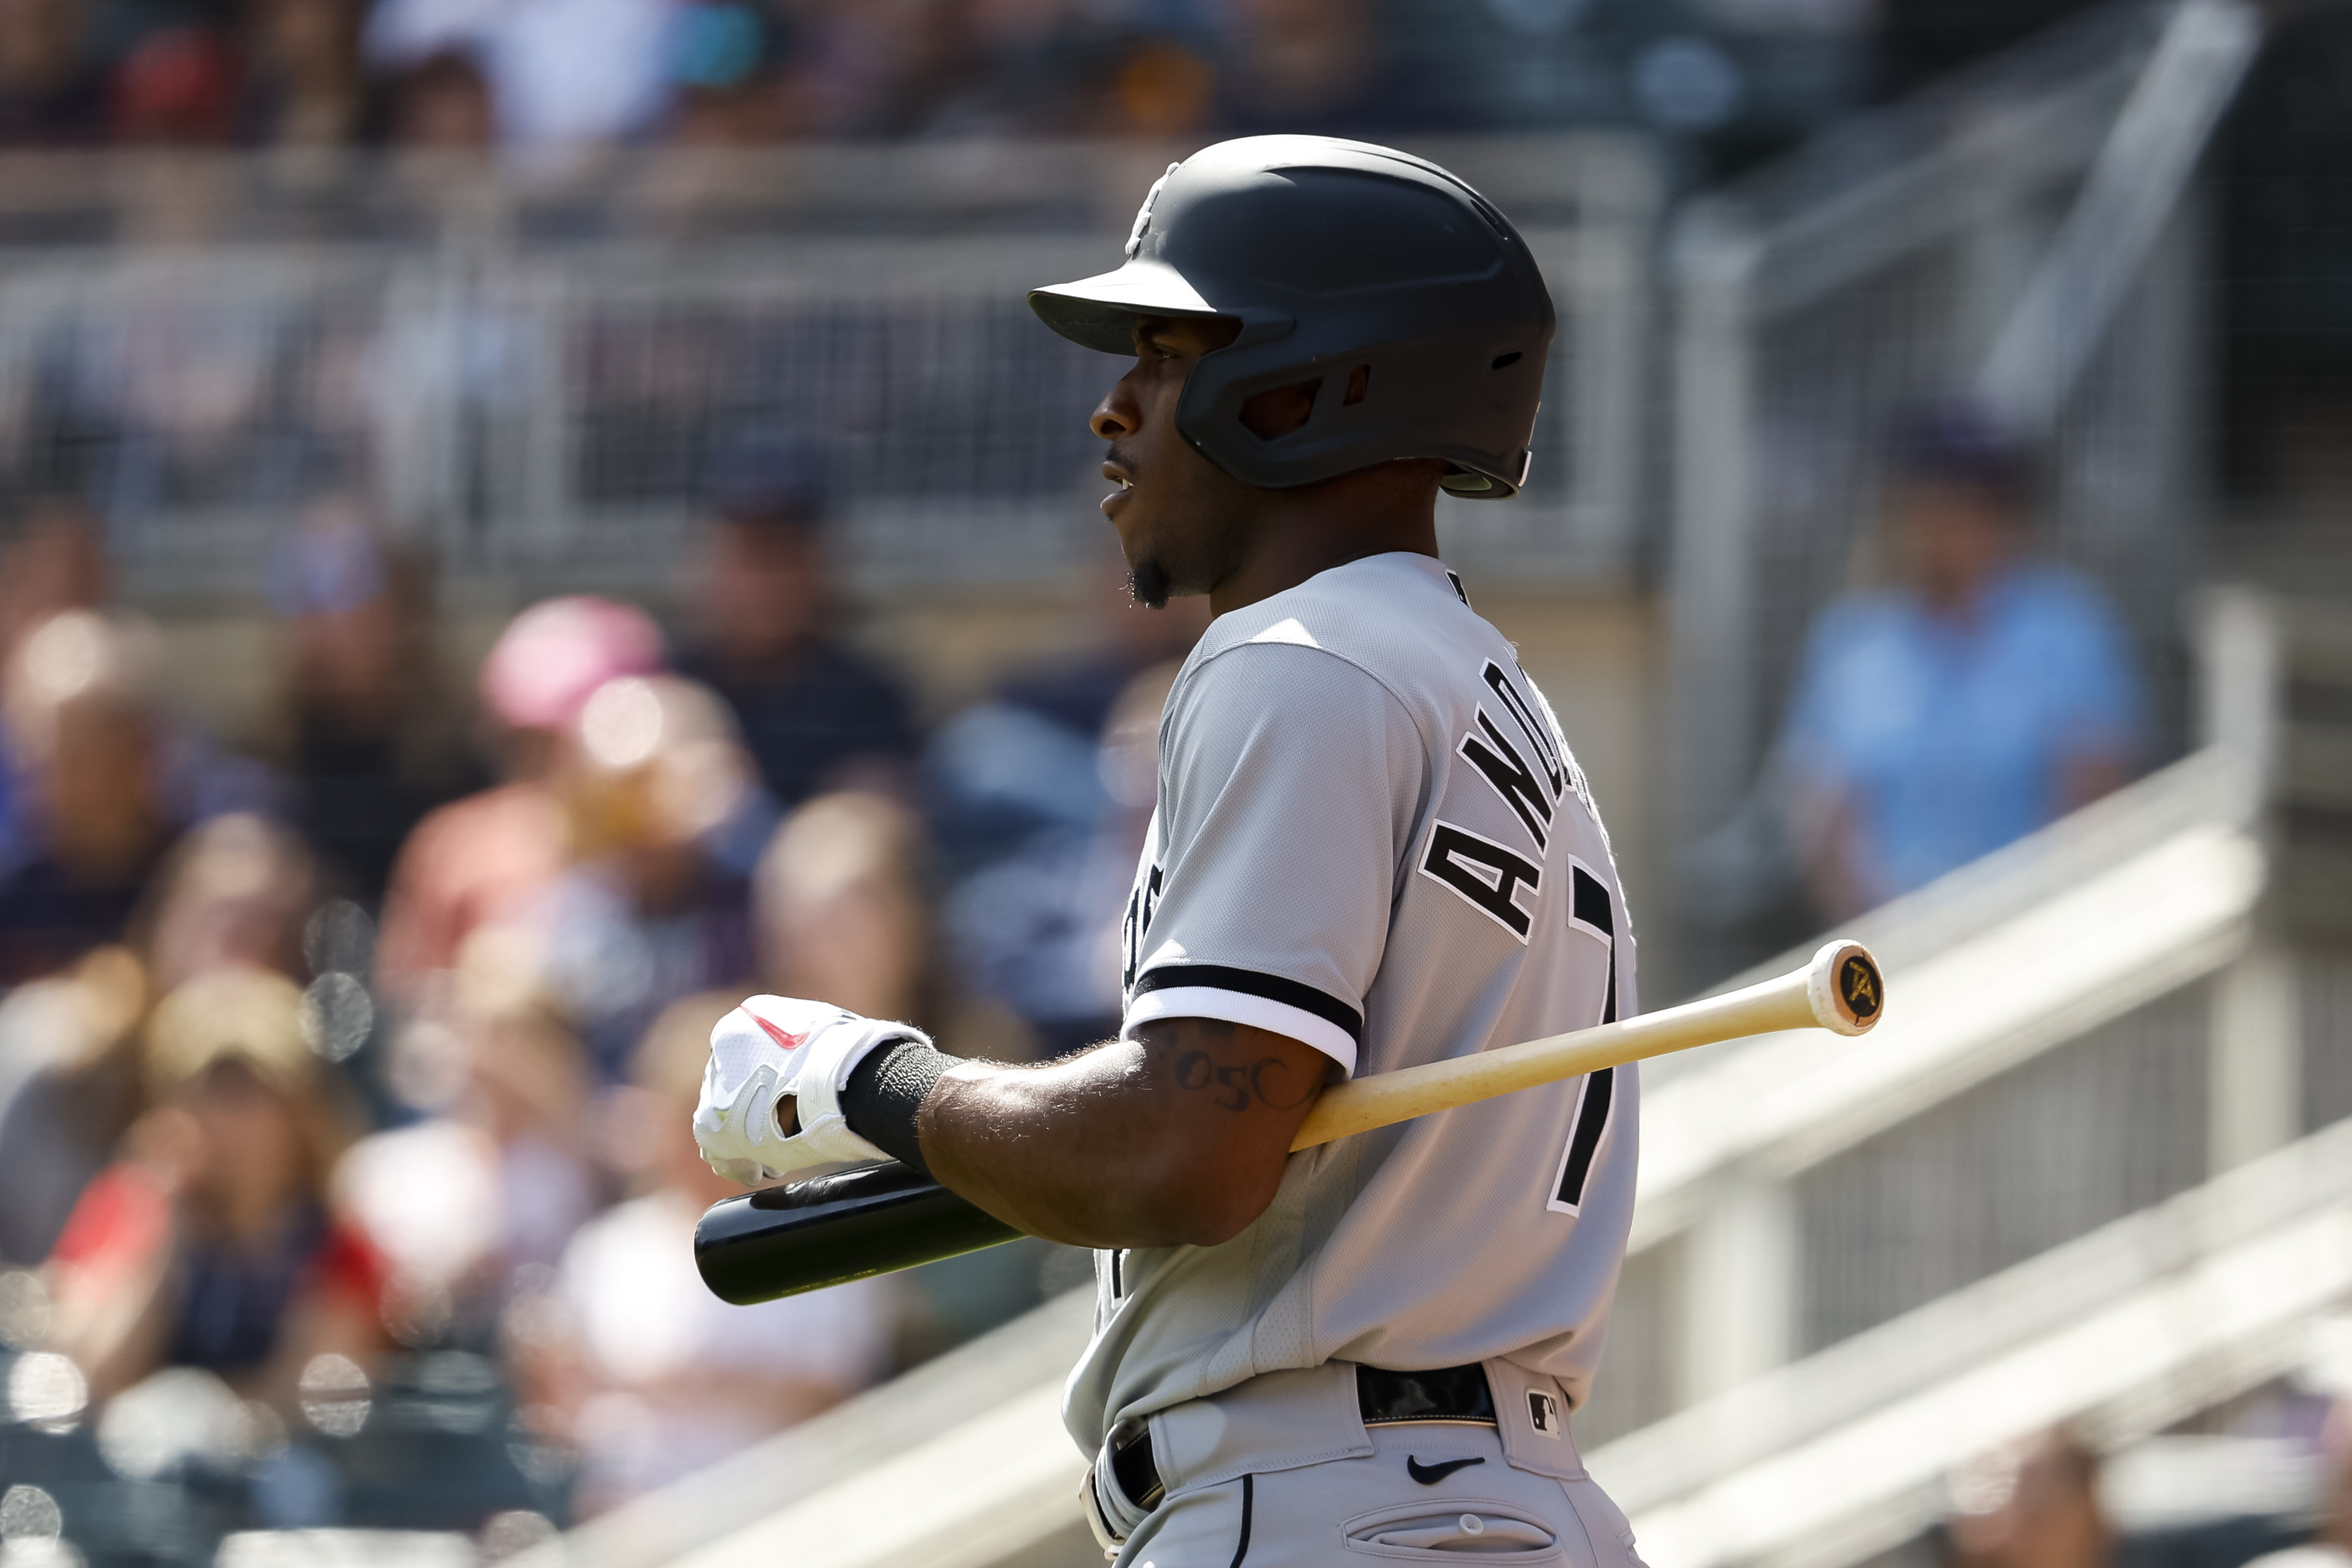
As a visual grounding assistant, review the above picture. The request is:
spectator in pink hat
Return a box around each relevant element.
[373,596,661,1010]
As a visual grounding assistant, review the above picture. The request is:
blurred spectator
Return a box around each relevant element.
[752,786,1032,1062]
[769,0,955,139]
[373,594,661,1010]
[0,943,145,1266]
[0,611,178,982]
[663,1,783,146]
[0,815,312,1268]
[1948,1428,2110,1568]
[511,991,890,1513]
[943,659,1178,1057]
[1103,33,1217,137]
[755,789,929,1024]
[0,500,106,669]
[675,431,921,810]
[0,500,109,862]
[109,25,240,144]
[45,967,386,1415]
[962,542,1208,804]
[1776,400,2143,921]
[0,0,102,145]
[365,0,676,156]
[242,0,384,148]
[389,45,492,148]
[259,498,469,906]
[917,0,1195,138]
[927,551,1203,1054]
[2243,1401,2352,1568]
[336,994,597,1345]
[134,812,317,993]
[521,672,763,1077]
[1210,0,1437,138]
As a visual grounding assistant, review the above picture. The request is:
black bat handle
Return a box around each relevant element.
[694,1161,1026,1304]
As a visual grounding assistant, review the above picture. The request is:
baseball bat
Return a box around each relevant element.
[696,939,1883,1304]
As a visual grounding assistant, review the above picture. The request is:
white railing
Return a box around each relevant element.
[1644,806,2262,1398]
[1604,1111,2352,1568]
[1576,588,2285,1435]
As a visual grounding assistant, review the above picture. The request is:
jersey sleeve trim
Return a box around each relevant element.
[1124,965,1363,1075]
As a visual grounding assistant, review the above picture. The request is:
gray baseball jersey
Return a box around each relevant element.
[1063,551,1640,1454]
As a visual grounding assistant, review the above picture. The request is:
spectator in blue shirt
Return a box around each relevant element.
[1778,400,2143,920]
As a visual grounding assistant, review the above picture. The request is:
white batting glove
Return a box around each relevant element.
[692,996,928,1184]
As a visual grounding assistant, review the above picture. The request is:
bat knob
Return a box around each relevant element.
[1806,939,1884,1035]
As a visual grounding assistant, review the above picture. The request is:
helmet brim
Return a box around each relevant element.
[1027,259,1226,356]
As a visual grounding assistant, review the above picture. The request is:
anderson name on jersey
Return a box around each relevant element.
[1066,551,1640,1454]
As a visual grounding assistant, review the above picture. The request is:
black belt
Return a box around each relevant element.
[1356,1362,1499,1427]
[1106,1362,1497,1514]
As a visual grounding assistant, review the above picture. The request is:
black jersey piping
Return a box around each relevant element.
[1132,965,1364,1045]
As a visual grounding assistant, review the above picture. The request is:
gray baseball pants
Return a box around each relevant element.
[1091,1363,1645,1567]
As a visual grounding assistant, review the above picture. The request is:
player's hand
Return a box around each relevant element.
[692,995,928,1184]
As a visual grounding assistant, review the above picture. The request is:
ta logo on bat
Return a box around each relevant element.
[1840,956,1881,1021]
[1527,1390,1562,1438]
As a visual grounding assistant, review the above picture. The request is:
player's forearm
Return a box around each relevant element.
[907,1018,1327,1250]
[915,1045,1192,1246]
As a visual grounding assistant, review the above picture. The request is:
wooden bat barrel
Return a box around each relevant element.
[696,1160,1016,1305]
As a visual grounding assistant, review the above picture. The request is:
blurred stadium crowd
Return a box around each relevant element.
[0,438,1215,1553]
[0,0,2129,167]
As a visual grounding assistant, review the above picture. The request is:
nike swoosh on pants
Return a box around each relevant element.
[1405,1456,1486,1485]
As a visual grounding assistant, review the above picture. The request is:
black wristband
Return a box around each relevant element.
[841,1036,957,1176]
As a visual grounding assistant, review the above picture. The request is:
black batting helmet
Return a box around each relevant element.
[1028,136,1555,499]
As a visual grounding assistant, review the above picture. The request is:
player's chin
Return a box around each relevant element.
[1129,555,1176,610]
[1110,512,1169,608]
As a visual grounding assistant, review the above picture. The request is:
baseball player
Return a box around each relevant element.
[694,135,1644,1567]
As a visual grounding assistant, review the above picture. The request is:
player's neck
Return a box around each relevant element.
[1209,466,1443,616]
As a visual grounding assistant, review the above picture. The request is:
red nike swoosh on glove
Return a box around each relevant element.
[749,1013,807,1054]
